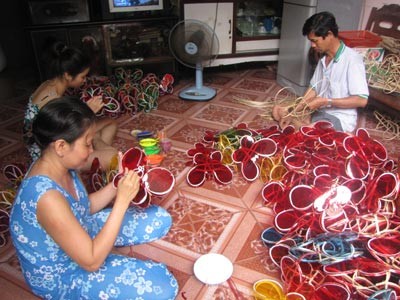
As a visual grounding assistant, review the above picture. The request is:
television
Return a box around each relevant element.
[108,0,163,13]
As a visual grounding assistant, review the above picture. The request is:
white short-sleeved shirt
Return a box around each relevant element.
[310,41,369,132]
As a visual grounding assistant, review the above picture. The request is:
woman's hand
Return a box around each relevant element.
[87,96,104,114]
[115,168,140,208]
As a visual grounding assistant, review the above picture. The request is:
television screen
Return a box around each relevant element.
[108,0,163,13]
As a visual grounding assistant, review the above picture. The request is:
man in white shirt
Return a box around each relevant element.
[272,11,369,132]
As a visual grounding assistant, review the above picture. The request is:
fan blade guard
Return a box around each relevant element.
[169,19,219,68]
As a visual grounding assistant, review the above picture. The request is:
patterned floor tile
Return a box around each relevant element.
[232,78,275,93]
[206,73,238,88]
[0,94,29,111]
[0,145,30,184]
[0,135,19,150]
[190,103,248,126]
[215,88,266,107]
[113,133,138,153]
[2,120,24,136]
[248,68,277,81]
[177,174,264,209]
[1,65,400,300]
[162,192,246,255]
[156,95,202,117]
[0,138,25,168]
[118,111,180,135]
[159,148,191,179]
[242,110,277,130]
[0,106,25,127]
[167,120,225,148]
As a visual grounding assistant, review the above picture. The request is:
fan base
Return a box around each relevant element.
[179,86,216,101]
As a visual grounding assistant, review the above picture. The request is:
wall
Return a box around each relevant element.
[360,0,400,29]
[0,0,34,71]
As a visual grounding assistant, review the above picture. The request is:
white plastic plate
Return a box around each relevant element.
[193,253,233,285]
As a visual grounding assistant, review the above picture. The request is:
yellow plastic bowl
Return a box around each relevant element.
[139,138,158,148]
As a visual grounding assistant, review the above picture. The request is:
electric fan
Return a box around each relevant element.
[169,19,219,101]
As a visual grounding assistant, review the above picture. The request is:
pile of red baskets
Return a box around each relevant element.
[187,121,399,299]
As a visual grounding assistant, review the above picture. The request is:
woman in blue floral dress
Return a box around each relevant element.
[11,96,178,299]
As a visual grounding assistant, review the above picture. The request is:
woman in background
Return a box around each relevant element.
[11,96,178,299]
[24,41,118,170]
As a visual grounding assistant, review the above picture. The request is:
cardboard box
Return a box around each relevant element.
[354,47,385,62]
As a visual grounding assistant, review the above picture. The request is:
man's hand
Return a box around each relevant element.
[272,104,294,129]
[297,97,328,111]
[279,115,293,129]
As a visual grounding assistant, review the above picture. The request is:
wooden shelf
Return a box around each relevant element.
[25,15,179,30]
[28,16,178,79]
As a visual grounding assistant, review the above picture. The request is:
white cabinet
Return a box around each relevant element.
[184,2,233,55]
[182,0,282,67]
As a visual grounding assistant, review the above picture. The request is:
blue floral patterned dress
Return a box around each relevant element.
[10,170,178,300]
[23,96,41,161]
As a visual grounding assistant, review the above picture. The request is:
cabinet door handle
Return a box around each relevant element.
[228,19,232,37]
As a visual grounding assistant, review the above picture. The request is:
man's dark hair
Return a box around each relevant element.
[302,11,339,38]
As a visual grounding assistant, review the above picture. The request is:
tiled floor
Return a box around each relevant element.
[0,64,398,299]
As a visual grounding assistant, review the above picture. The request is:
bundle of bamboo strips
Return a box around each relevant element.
[374,111,400,141]
[232,87,313,121]
[365,54,400,94]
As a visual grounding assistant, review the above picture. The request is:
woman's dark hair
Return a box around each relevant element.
[43,41,91,80]
[302,11,339,38]
[30,96,96,150]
